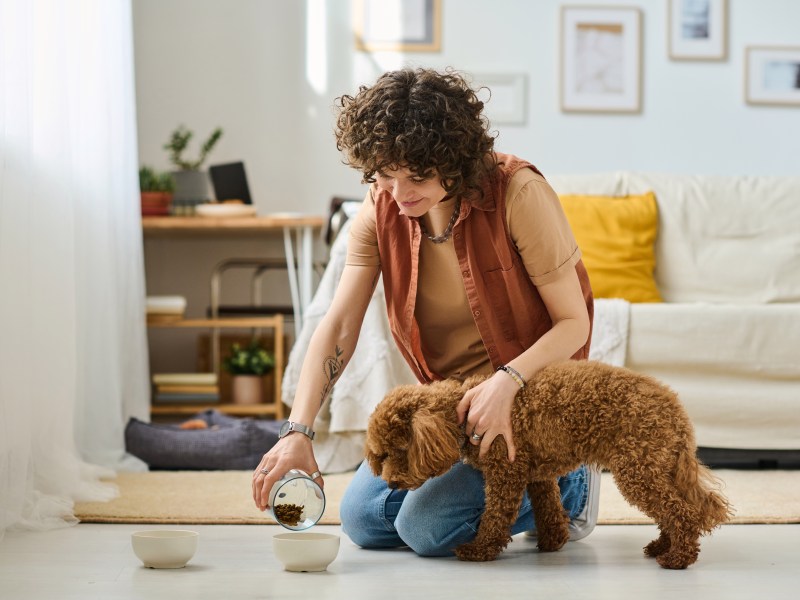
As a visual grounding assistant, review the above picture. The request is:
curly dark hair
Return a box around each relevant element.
[334,68,497,200]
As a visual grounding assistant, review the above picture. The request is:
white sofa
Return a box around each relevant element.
[286,173,800,471]
[547,172,800,461]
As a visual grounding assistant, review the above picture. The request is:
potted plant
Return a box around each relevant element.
[222,339,275,405]
[163,125,224,202]
[139,166,176,216]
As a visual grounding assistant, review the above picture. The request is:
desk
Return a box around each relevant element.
[142,215,325,336]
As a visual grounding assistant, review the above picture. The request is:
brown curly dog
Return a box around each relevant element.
[366,360,732,569]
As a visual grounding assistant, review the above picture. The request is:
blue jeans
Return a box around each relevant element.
[340,460,589,557]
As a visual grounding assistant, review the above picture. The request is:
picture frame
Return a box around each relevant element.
[353,0,442,52]
[668,0,727,61]
[560,6,642,114]
[472,73,527,125]
[745,46,800,107]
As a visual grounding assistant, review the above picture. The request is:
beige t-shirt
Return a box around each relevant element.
[345,169,580,379]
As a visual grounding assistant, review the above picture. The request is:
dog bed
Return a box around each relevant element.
[125,410,285,470]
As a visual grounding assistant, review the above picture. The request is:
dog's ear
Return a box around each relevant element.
[407,409,461,479]
[364,432,386,477]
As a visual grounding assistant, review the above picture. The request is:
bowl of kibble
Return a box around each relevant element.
[273,532,340,572]
[269,470,326,530]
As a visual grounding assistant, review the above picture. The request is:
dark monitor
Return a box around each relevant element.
[209,161,252,204]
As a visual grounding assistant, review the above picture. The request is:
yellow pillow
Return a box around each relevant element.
[559,192,662,303]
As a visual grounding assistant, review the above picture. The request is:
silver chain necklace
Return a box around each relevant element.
[419,199,461,244]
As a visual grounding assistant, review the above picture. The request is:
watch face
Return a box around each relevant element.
[279,421,292,438]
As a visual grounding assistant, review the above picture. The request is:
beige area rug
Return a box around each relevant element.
[74,469,800,525]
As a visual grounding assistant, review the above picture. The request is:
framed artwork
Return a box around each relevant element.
[745,46,800,107]
[668,0,727,60]
[560,6,642,113]
[353,0,442,52]
[472,73,527,125]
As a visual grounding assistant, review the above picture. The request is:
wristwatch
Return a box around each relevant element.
[279,421,315,441]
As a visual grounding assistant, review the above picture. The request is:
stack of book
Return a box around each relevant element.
[146,295,187,324]
[152,373,220,404]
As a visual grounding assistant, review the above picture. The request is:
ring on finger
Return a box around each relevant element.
[310,470,321,480]
[471,432,483,441]
[259,468,270,475]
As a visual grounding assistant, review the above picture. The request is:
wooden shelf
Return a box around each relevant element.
[147,315,285,420]
[141,217,322,421]
[147,316,284,328]
[150,403,282,417]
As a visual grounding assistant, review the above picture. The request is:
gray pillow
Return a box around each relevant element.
[125,410,285,470]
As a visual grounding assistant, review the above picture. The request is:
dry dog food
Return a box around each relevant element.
[274,503,303,526]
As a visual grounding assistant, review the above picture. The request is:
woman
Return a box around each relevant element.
[252,67,598,556]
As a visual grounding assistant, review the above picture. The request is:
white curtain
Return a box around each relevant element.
[0,0,150,540]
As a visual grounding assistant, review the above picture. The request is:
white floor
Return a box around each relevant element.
[0,523,797,600]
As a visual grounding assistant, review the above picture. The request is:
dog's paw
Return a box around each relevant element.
[656,552,693,570]
[655,547,699,570]
[536,528,569,552]
[643,535,670,558]
[455,541,500,562]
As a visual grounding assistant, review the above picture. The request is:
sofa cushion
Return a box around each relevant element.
[625,173,800,303]
[546,172,626,197]
[559,192,662,303]
[626,302,800,449]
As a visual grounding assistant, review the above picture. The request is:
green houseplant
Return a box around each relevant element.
[163,125,224,201]
[139,166,176,216]
[223,340,275,376]
[223,340,275,405]
[164,125,224,171]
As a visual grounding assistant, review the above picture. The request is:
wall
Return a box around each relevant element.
[134,0,800,216]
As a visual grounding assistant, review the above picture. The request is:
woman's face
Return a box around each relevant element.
[375,166,448,218]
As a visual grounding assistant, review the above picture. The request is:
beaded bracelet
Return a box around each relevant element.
[497,365,526,389]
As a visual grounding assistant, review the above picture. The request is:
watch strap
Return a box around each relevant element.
[281,421,315,441]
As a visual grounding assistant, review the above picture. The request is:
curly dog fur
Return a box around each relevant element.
[366,360,732,569]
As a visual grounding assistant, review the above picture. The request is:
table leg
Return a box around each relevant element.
[283,225,318,339]
[283,228,302,338]
[300,225,314,314]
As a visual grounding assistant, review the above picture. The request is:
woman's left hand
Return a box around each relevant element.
[455,372,519,462]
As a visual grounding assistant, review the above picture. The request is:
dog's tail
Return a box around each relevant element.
[676,448,734,532]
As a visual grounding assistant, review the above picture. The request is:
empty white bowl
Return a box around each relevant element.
[131,530,198,569]
[272,532,340,572]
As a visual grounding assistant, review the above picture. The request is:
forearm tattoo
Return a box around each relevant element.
[320,345,344,406]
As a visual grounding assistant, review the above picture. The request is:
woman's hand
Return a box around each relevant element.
[251,434,323,511]
[455,372,519,462]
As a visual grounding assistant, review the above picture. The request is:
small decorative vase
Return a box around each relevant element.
[171,170,209,202]
[232,375,264,405]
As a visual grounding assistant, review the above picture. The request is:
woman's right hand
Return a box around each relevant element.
[251,434,322,511]
[250,262,378,510]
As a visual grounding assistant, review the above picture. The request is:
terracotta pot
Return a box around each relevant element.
[140,191,173,216]
[231,375,264,405]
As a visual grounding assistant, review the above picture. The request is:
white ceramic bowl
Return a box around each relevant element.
[131,530,199,569]
[272,532,340,572]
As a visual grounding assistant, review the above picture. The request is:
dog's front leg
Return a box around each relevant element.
[455,468,526,562]
[527,478,570,552]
